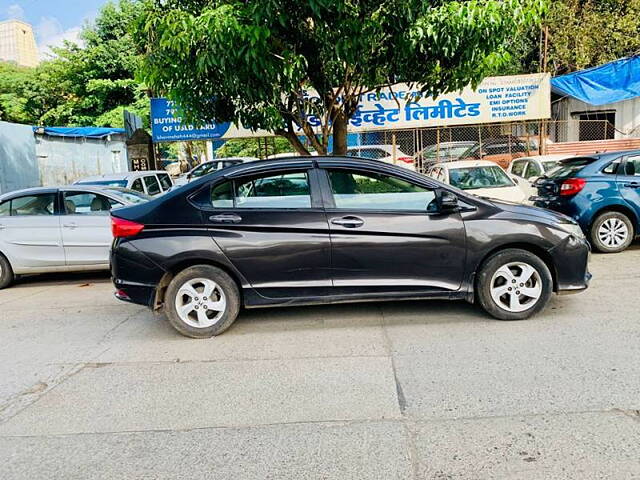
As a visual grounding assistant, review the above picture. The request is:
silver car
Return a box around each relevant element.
[0,186,151,289]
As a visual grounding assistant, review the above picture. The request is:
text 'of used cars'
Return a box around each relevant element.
[110,157,591,338]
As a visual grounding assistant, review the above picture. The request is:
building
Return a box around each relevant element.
[0,19,39,67]
[551,56,640,142]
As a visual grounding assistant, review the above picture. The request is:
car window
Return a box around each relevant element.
[347,148,390,160]
[131,178,144,193]
[158,173,173,190]
[210,181,234,208]
[10,193,56,216]
[547,158,595,178]
[232,171,312,209]
[527,162,543,177]
[328,169,436,211]
[193,163,216,178]
[0,200,9,217]
[449,166,514,190]
[542,161,558,172]
[102,188,152,205]
[63,192,121,215]
[624,156,640,176]
[77,180,128,188]
[510,160,526,177]
[144,175,161,195]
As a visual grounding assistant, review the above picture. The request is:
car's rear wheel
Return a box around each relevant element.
[0,254,14,290]
[476,249,552,321]
[590,211,633,253]
[164,265,240,338]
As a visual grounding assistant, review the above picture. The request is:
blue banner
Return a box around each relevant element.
[150,98,231,143]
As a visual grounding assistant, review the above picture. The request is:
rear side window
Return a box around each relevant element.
[510,161,526,177]
[131,178,144,192]
[602,161,621,175]
[144,175,161,195]
[208,171,312,209]
[158,173,172,190]
[10,194,56,216]
[0,201,9,217]
[624,156,640,176]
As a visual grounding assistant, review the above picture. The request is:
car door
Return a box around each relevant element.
[202,165,331,299]
[618,155,640,222]
[60,190,120,265]
[318,165,467,294]
[0,192,65,269]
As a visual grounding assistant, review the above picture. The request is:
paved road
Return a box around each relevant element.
[1,246,639,479]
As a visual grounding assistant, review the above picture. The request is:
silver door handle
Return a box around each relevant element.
[331,216,365,228]
[63,223,78,229]
[209,214,242,224]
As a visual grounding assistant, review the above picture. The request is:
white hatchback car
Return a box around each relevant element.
[0,186,151,288]
[75,170,173,196]
[428,160,527,203]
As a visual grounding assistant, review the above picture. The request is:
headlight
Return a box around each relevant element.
[560,222,585,239]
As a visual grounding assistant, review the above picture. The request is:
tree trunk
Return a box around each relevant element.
[332,112,348,155]
[277,130,312,156]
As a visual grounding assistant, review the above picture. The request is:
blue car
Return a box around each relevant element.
[533,150,640,253]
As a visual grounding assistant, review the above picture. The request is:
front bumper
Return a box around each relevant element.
[549,234,592,294]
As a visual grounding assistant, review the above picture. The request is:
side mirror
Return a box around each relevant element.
[436,189,459,212]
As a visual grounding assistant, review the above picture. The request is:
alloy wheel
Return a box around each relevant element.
[174,277,227,328]
[490,262,543,313]
[597,218,629,248]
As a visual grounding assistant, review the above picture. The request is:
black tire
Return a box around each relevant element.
[476,248,553,321]
[589,211,634,254]
[164,265,240,338]
[0,253,14,290]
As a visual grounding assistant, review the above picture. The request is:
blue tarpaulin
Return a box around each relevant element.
[32,126,125,139]
[551,56,640,106]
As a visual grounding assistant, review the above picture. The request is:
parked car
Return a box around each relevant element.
[464,136,532,169]
[413,141,477,167]
[532,151,640,253]
[110,156,590,338]
[427,160,527,204]
[173,157,259,186]
[0,186,152,288]
[509,155,572,182]
[346,145,415,170]
[509,155,576,201]
[76,170,173,196]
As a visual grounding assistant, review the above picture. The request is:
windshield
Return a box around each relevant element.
[77,180,127,187]
[546,158,594,178]
[449,166,514,190]
[103,188,152,204]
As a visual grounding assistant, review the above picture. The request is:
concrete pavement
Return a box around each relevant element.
[0,245,639,479]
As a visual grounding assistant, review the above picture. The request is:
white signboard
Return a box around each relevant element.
[342,72,551,132]
[151,73,551,141]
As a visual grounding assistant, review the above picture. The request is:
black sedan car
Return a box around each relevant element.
[110,157,591,338]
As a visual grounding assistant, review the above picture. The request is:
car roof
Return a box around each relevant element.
[78,171,168,182]
[513,154,577,162]
[0,184,139,203]
[435,160,503,169]
[0,186,58,202]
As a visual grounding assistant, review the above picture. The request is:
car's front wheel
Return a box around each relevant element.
[589,211,633,253]
[164,265,240,338]
[0,254,14,290]
[476,249,553,321]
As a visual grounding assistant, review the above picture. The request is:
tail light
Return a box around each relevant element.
[560,178,586,196]
[397,156,414,164]
[111,216,144,238]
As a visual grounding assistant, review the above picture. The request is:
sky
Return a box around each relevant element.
[0,0,109,58]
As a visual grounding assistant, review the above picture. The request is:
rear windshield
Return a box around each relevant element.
[546,158,594,178]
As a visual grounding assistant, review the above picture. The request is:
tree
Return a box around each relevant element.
[15,0,148,128]
[0,62,34,124]
[135,0,546,155]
